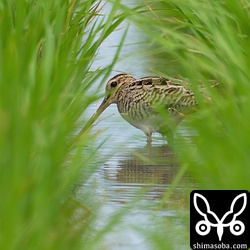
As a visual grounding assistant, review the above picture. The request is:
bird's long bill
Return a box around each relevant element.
[91,97,110,123]
[83,97,110,133]
[71,97,110,148]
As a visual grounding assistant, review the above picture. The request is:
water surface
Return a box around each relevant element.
[82,3,195,249]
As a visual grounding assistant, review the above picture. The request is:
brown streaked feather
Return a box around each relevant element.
[89,74,208,143]
[118,76,197,112]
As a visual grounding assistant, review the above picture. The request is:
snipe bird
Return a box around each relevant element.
[90,74,198,143]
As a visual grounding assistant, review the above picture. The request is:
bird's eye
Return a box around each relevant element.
[110,81,117,88]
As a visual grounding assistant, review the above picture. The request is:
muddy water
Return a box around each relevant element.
[83,3,195,249]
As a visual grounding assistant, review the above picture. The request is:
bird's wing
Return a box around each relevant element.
[131,76,197,109]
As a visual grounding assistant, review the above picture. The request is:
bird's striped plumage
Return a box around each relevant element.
[91,74,198,143]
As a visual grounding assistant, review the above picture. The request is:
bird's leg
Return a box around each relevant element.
[145,132,152,145]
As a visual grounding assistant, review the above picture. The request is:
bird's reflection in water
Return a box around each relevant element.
[115,145,176,184]
[102,144,193,205]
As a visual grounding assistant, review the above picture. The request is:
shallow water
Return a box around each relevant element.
[83,104,195,249]
[82,3,195,249]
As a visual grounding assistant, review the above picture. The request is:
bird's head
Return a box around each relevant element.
[104,74,135,103]
[88,74,135,126]
[97,74,135,112]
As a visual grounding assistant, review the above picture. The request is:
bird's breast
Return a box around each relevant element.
[117,91,153,121]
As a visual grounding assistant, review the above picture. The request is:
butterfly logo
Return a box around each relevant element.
[193,193,247,241]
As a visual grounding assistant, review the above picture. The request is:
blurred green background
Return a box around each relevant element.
[0,0,249,249]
